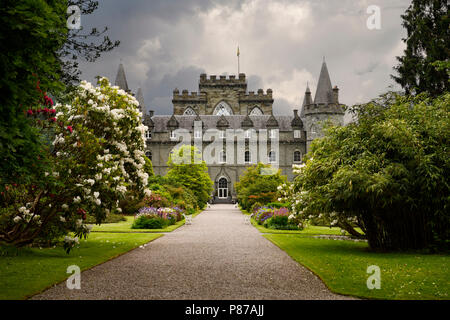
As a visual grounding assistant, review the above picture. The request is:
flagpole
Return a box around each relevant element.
[237,45,240,74]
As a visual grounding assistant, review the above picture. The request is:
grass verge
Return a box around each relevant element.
[264,234,450,300]
[0,232,162,300]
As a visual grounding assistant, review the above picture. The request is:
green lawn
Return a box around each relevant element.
[0,232,162,300]
[91,210,203,233]
[265,234,450,300]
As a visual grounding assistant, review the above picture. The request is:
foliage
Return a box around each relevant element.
[0,78,151,252]
[235,163,287,211]
[148,175,198,211]
[0,0,67,185]
[131,207,183,229]
[166,145,213,209]
[58,0,120,92]
[392,0,449,96]
[84,213,126,224]
[285,92,450,251]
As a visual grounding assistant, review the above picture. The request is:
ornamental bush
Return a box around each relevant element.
[235,163,287,211]
[283,92,450,251]
[0,78,151,252]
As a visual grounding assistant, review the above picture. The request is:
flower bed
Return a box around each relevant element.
[131,207,184,229]
[252,206,301,230]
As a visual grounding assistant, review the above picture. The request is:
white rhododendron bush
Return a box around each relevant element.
[0,78,151,252]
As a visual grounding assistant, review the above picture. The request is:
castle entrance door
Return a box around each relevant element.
[218,177,228,199]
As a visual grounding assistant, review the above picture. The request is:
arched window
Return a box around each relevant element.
[145,151,152,161]
[310,124,318,134]
[183,107,196,115]
[249,106,263,115]
[213,101,233,116]
[293,151,302,163]
[269,150,276,163]
[245,150,251,164]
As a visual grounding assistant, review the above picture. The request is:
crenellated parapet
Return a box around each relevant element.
[172,89,207,103]
[199,73,247,90]
[239,89,273,103]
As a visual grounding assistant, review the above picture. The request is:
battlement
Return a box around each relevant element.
[239,89,273,101]
[172,89,207,101]
[199,73,247,87]
[303,103,345,115]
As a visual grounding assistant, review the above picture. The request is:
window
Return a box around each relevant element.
[294,130,301,139]
[269,129,277,139]
[245,151,251,164]
[293,151,302,163]
[145,151,152,161]
[269,151,276,163]
[245,130,251,139]
[170,131,177,140]
[183,107,196,115]
[310,124,318,134]
[213,101,233,116]
[194,130,202,139]
[220,130,225,139]
[249,107,263,115]
[219,150,227,164]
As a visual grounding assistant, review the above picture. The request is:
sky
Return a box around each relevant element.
[75,0,410,118]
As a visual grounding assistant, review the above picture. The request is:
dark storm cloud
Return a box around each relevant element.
[76,0,411,115]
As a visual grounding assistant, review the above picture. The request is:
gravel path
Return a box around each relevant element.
[32,204,354,300]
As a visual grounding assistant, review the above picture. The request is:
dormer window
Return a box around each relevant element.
[170,131,177,140]
[245,130,251,139]
[220,130,226,139]
[294,130,301,139]
[145,130,152,139]
[194,129,202,139]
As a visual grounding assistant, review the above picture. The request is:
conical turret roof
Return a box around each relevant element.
[115,63,129,92]
[136,87,145,113]
[314,60,333,104]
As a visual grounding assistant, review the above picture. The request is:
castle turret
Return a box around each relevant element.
[304,59,345,152]
[115,63,130,93]
[136,87,145,114]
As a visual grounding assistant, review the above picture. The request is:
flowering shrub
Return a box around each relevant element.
[0,78,151,253]
[253,207,274,225]
[132,207,184,229]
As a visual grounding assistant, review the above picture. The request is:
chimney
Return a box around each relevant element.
[332,86,339,104]
[293,109,298,117]
[149,110,154,117]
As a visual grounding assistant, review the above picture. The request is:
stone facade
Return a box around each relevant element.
[114,61,345,203]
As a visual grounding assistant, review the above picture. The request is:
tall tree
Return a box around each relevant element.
[59,0,120,91]
[392,0,449,96]
[0,0,67,185]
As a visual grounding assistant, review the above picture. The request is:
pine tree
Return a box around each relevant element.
[392,0,449,97]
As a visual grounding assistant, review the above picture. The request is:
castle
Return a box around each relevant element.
[114,61,345,203]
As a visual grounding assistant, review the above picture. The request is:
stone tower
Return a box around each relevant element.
[303,59,344,151]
